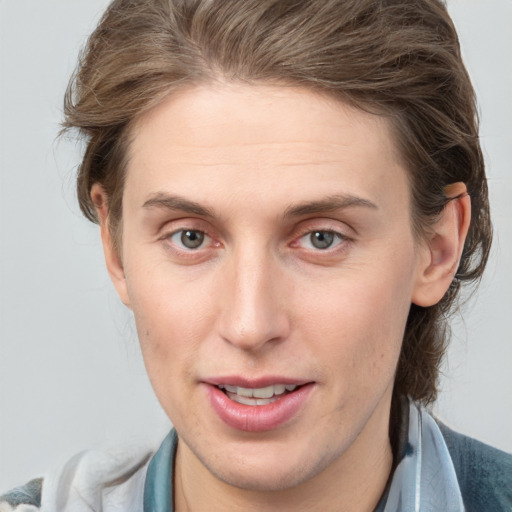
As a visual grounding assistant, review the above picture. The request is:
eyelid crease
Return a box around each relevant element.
[157,216,214,238]
[157,218,354,261]
[295,229,348,244]
[291,217,355,240]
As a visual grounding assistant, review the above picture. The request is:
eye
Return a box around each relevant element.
[169,229,209,250]
[299,230,345,250]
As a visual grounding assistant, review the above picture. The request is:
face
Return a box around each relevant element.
[109,84,428,491]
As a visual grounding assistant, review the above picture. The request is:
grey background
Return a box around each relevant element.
[1,0,511,490]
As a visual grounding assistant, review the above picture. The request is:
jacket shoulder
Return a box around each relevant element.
[438,422,512,512]
[0,478,42,511]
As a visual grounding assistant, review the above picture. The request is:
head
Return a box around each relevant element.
[63,0,491,494]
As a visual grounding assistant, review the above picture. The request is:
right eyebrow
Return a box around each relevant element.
[142,193,215,218]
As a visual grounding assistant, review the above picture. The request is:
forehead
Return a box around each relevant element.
[125,83,410,218]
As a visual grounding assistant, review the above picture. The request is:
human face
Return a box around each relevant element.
[115,84,424,491]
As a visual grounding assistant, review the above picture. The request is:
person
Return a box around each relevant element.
[1,0,511,510]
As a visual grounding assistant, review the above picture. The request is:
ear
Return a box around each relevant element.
[412,182,471,307]
[90,184,131,308]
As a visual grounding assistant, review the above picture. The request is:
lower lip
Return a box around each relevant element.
[205,383,314,432]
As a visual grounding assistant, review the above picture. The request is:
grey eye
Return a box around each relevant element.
[309,231,335,249]
[172,229,206,249]
[308,231,340,249]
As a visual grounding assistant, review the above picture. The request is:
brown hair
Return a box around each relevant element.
[63,0,491,405]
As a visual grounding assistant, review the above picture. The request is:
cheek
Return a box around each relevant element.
[122,260,206,385]
[123,258,229,413]
[295,259,414,387]
[128,285,206,421]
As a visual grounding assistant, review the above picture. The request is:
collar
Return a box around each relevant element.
[144,429,177,512]
[143,400,465,512]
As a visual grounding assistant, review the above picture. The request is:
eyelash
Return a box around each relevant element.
[161,225,350,258]
[293,229,349,251]
[163,229,216,252]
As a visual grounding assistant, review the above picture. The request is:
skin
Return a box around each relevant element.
[92,83,470,511]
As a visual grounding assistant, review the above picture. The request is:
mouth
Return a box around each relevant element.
[217,383,300,406]
[205,378,314,432]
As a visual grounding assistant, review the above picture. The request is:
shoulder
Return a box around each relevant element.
[0,442,156,512]
[438,421,512,512]
[0,478,42,511]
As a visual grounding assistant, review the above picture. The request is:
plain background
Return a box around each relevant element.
[1,0,511,491]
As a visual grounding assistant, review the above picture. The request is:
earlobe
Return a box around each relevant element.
[412,183,471,307]
[90,184,132,309]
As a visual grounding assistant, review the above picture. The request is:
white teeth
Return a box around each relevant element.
[273,384,286,395]
[237,387,254,397]
[230,394,280,406]
[252,385,274,399]
[218,383,299,402]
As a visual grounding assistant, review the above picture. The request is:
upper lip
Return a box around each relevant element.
[203,376,312,388]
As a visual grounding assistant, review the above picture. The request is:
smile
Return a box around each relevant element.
[205,379,314,432]
[218,384,299,406]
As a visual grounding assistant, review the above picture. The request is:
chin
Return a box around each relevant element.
[209,461,313,492]
[196,439,341,493]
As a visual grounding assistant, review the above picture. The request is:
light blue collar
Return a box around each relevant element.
[143,429,177,512]
[382,401,465,511]
[142,401,465,511]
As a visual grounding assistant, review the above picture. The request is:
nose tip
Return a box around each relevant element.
[216,255,290,352]
[221,312,289,352]
[223,323,282,351]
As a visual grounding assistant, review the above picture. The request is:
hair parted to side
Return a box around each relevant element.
[63,0,491,405]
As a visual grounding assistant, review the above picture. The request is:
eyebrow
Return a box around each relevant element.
[142,192,378,219]
[283,194,378,218]
[142,193,215,217]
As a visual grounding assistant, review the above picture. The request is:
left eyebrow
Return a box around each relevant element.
[283,194,378,218]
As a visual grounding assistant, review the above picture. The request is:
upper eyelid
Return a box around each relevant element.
[301,230,347,239]
[158,220,352,247]
[296,230,347,245]
[293,222,352,240]
[166,227,211,241]
[167,227,207,235]
[159,219,212,237]
[163,229,216,254]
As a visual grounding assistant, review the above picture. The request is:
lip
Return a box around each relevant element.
[204,375,311,388]
[203,378,315,432]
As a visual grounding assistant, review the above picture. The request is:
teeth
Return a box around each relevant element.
[237,387,254,397]
[273,384,286,395]
[230,394,281,406]
[218,383,298,401]
[253,385,274,398]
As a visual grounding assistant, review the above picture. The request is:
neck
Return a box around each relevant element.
[174,400,394,512]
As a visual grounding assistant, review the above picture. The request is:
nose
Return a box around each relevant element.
[216,246,291,352]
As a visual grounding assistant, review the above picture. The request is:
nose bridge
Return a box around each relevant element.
[217,242,289,351]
